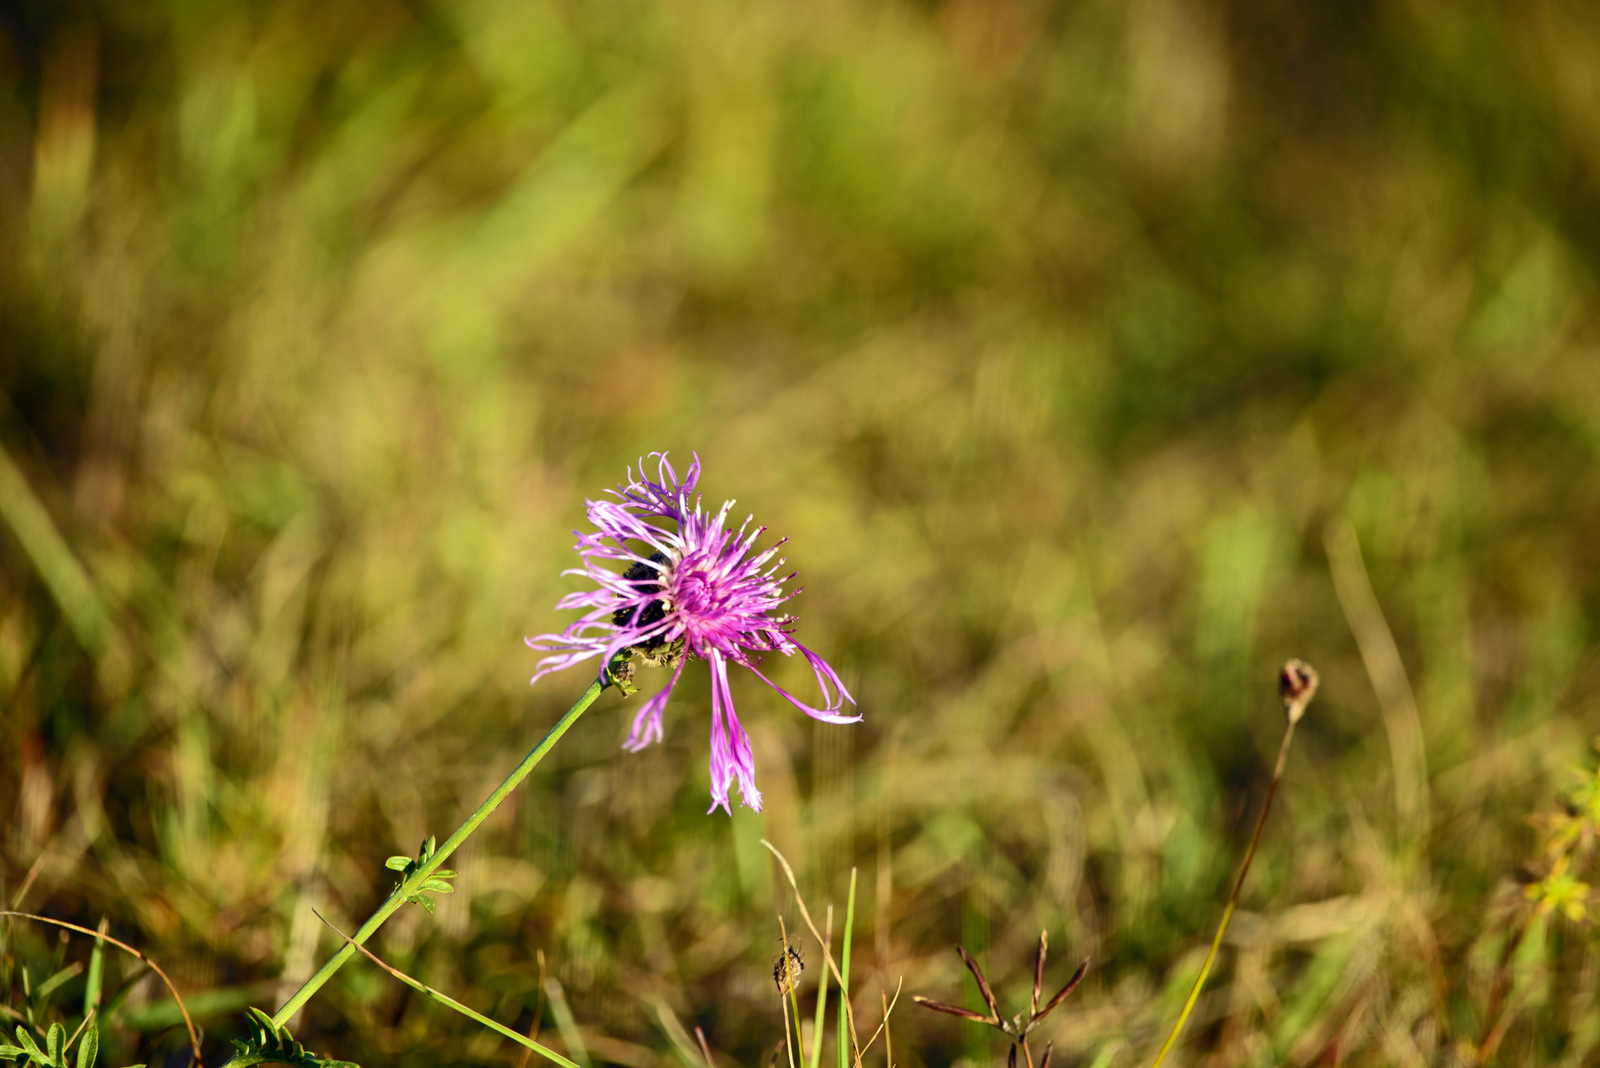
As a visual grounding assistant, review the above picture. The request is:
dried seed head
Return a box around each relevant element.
[773,944,804,995]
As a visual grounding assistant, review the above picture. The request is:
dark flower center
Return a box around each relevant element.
[614,551,673,652]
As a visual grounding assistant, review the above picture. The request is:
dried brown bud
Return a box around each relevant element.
[1279,659,1319,724]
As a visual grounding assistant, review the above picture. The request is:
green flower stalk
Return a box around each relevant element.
[219,670,613,1067]
[222,453,861,1065]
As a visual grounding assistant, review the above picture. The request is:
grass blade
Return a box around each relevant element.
[807,906,832,1068]
[83,918,107,1019]
[837,868,856,1068]
[0,443,110,653]
[311,909,580,1068]
[543,977,592,1068]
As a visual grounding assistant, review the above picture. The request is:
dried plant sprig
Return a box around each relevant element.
[913,929,1089,1068]
[957,946,1003,1023]
[1037,960,1089,1021]
[1146,659,1319,1068]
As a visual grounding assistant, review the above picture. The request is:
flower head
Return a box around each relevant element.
[526,452,859,814]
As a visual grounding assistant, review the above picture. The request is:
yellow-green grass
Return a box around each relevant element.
[3,1,1600,1065]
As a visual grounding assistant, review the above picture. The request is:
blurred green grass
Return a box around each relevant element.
[3,0,1600,1065]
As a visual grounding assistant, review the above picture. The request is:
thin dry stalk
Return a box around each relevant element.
[1146,660,1319,1068]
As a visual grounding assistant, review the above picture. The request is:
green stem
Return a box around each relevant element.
[260,673,610,1041]
[787,967,805,1068]
[1147,719,1297,1068]
[837,868,856,1068]
[807,908,831,1068]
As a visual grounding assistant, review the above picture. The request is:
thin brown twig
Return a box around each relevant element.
[64,1007,98,1059]
[694,1026,715,1068]
[0,910,202,1066]
[9,855,47,910]
[513,949,550,1068]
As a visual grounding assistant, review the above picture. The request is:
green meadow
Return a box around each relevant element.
[3,1,1600,1065]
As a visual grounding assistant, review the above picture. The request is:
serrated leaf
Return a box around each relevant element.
[385,857,410,871]
[75,1025,97,1068]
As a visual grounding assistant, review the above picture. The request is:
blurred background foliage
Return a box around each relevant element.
[2,0,1600,1064]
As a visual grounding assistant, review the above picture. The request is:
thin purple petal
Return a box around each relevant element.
[625,658,684,752]
[742,658,862,724]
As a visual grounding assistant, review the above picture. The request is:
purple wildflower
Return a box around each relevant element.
[526,453,859,814]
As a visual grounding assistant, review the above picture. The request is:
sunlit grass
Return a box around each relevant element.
[4,0,1600,1065]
